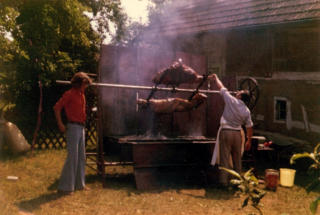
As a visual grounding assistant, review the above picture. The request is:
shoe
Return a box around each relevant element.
[57,190,73,195]
[77,186,91,191]
[83,186,90,191]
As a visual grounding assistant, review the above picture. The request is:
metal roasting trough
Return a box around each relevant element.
[56,78,259,189]
[57,79,219,189]
[106,135,217,190]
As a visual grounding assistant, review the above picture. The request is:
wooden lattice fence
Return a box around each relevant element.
[34,85,98,150]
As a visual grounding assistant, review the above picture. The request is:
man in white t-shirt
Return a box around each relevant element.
[209,74,253,187]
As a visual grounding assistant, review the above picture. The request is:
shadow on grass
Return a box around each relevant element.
[47,179,59,191]
[84,170,238,201]
[46,173,137,192]
[0,150,30,162]
[17,177,78,212]
[17,192,65,212]
[0,150,54,162]
[16,173,130,213]
[87,173,137,189]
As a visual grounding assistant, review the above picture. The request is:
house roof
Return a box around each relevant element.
[155,0,320,36]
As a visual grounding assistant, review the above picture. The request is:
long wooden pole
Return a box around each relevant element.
[56,80,237,94]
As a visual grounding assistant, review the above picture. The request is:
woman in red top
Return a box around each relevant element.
[54,72,92,194]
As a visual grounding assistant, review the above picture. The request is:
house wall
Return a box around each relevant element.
[172,22,320,143]
[252,79,320,143]
[175,32,227,77]
[227,23,320,144]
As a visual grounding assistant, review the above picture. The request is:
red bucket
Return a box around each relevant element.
[265,169,279,191]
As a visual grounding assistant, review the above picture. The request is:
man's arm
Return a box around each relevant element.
[208,74,224,89]
[54,107,66,133]
[245,127,253,151]
[53,93,68,133]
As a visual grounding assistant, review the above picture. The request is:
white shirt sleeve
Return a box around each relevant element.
[220,87,237,105]
[220,87,253,128]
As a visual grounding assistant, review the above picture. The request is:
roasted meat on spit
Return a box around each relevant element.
[137,93,207,113]
[152,61,202,86]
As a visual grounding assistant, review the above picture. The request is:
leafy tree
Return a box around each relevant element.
[114,20,146,46]
[15,0,98,84]
[148,0,171,24]
[0,3,19,119]
[0,0,127,140]
[80,0,127,42]
[1,0,127,86]
[117,0,173,46]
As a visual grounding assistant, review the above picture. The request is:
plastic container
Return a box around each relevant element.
[280,168,296,187]
[265,169,279,191]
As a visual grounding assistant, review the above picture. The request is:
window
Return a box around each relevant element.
[274,97,287,122]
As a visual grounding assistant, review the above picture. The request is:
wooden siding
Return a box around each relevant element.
[156,0,320,36]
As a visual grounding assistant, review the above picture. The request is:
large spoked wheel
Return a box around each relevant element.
[239,78,259,111]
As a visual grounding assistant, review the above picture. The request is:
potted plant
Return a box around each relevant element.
[220,167,266,215]
[290,143,320,214]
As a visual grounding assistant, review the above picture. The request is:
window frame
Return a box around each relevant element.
[274,97,288,123]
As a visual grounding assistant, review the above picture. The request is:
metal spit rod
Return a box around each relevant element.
[56,80,237,94]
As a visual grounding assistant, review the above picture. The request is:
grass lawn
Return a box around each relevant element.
[0,149,319,215]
